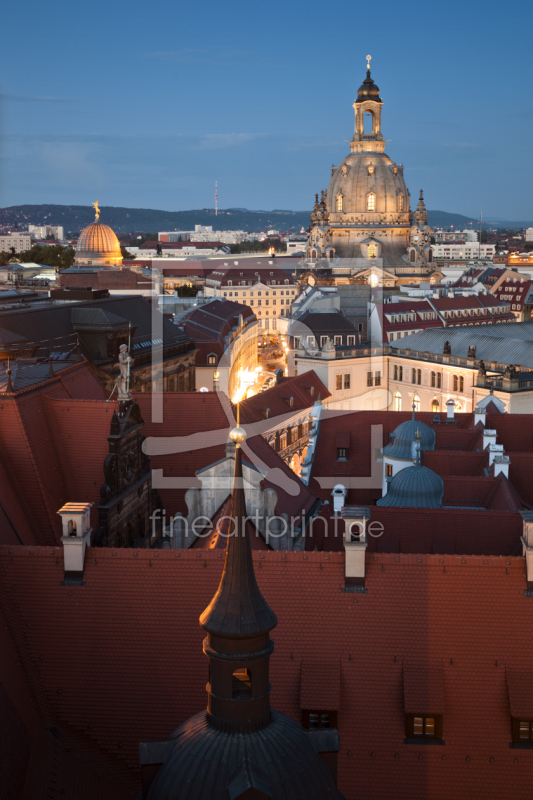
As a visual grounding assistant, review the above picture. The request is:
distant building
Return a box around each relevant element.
[158,231,192,242]
[202,262,301,321]
[525,227,533,242]
[434,228,478,243]
[431,243,495,261]
[0,233,31,253]
[28,224,64,240]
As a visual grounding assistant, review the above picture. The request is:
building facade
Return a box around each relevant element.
[0,233,31,253]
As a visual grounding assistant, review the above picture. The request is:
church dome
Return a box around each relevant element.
[75,205,122,267]
[355,69,382,103]
[382,416,436,460]
[376,462,444,508]
[327,152,409,219]
[146,710,339,800]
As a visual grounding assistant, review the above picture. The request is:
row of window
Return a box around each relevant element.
[223,289,296,297]
[393,364,464,392]
[304,710,533,745]
[225,279,291,286]
[248,299,288,306]
[393,392,462,413]
[333,191,407,214]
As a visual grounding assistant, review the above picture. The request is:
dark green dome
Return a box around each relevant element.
[382,417,436,460]
[146,710,340,800]
[377,463,444,509]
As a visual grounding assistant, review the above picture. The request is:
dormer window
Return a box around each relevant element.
[207,354,217,365]
[303,710,337,729]
[406,714,443,741]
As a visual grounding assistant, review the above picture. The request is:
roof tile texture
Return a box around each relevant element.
[2,548,533,799]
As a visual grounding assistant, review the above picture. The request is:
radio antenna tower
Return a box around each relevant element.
[215,181,218,216]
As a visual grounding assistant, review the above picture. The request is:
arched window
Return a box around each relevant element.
[455,402,462,411]
[367,193,376,211]
[413,394,421,412]
[410,249,416,263]
[398,194,404,211]
[67,520,77,537]
[336,194,343,212]
[432,399,440,413]
[394,391,402,412]
[428,249,432,262]
[367,243,377,258]
[364,111,373,135]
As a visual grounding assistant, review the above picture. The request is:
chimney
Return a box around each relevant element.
[446,398,455,422]
[521,512,533,591]
[474,405,486,427]
[58,502,93,585]
[493,454,510,479]
[488,442,504,467]
[482,429,497,451]
[341,507,370,591]
[331,484,347,516]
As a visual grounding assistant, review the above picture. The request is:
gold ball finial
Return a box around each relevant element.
[229,426,247,444]
[230,400,246,445]
[366,54,372,70]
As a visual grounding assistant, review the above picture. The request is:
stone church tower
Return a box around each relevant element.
[306,57,437,282]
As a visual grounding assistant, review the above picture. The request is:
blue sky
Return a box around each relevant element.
[1,0,532,219]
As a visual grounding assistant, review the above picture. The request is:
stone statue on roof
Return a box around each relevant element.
[477,360,486,376]
[443,340,451,355]
[118,343,134,399]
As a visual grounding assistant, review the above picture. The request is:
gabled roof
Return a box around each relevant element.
[238,372,330,424]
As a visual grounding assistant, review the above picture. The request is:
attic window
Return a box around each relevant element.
[303,710,338,729]
[290,397,294,407]
[310,386,315,396]
[265,408,270,419]
[406,715,442,741]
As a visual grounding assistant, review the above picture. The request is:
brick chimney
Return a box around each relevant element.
[58,502,93,585]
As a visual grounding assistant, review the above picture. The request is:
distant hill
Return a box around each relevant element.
[0,204,528,233]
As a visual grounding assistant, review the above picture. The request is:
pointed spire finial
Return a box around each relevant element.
[412,401,416,421]
[230,401,246,447]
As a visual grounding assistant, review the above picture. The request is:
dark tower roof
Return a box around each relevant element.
[355,69,382,103]
[200,445,277,638]
[145,424,339,800]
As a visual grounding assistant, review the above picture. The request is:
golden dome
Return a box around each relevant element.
[75,206,122,267]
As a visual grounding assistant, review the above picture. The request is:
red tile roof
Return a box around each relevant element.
[4,548,533,799]
[403,666,445,715]
[300,660,341,709]
[239,372,330,424]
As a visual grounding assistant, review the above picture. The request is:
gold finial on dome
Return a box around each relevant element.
[92,200,100,221]
[366,54,372,70]
[230,401,247,446]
